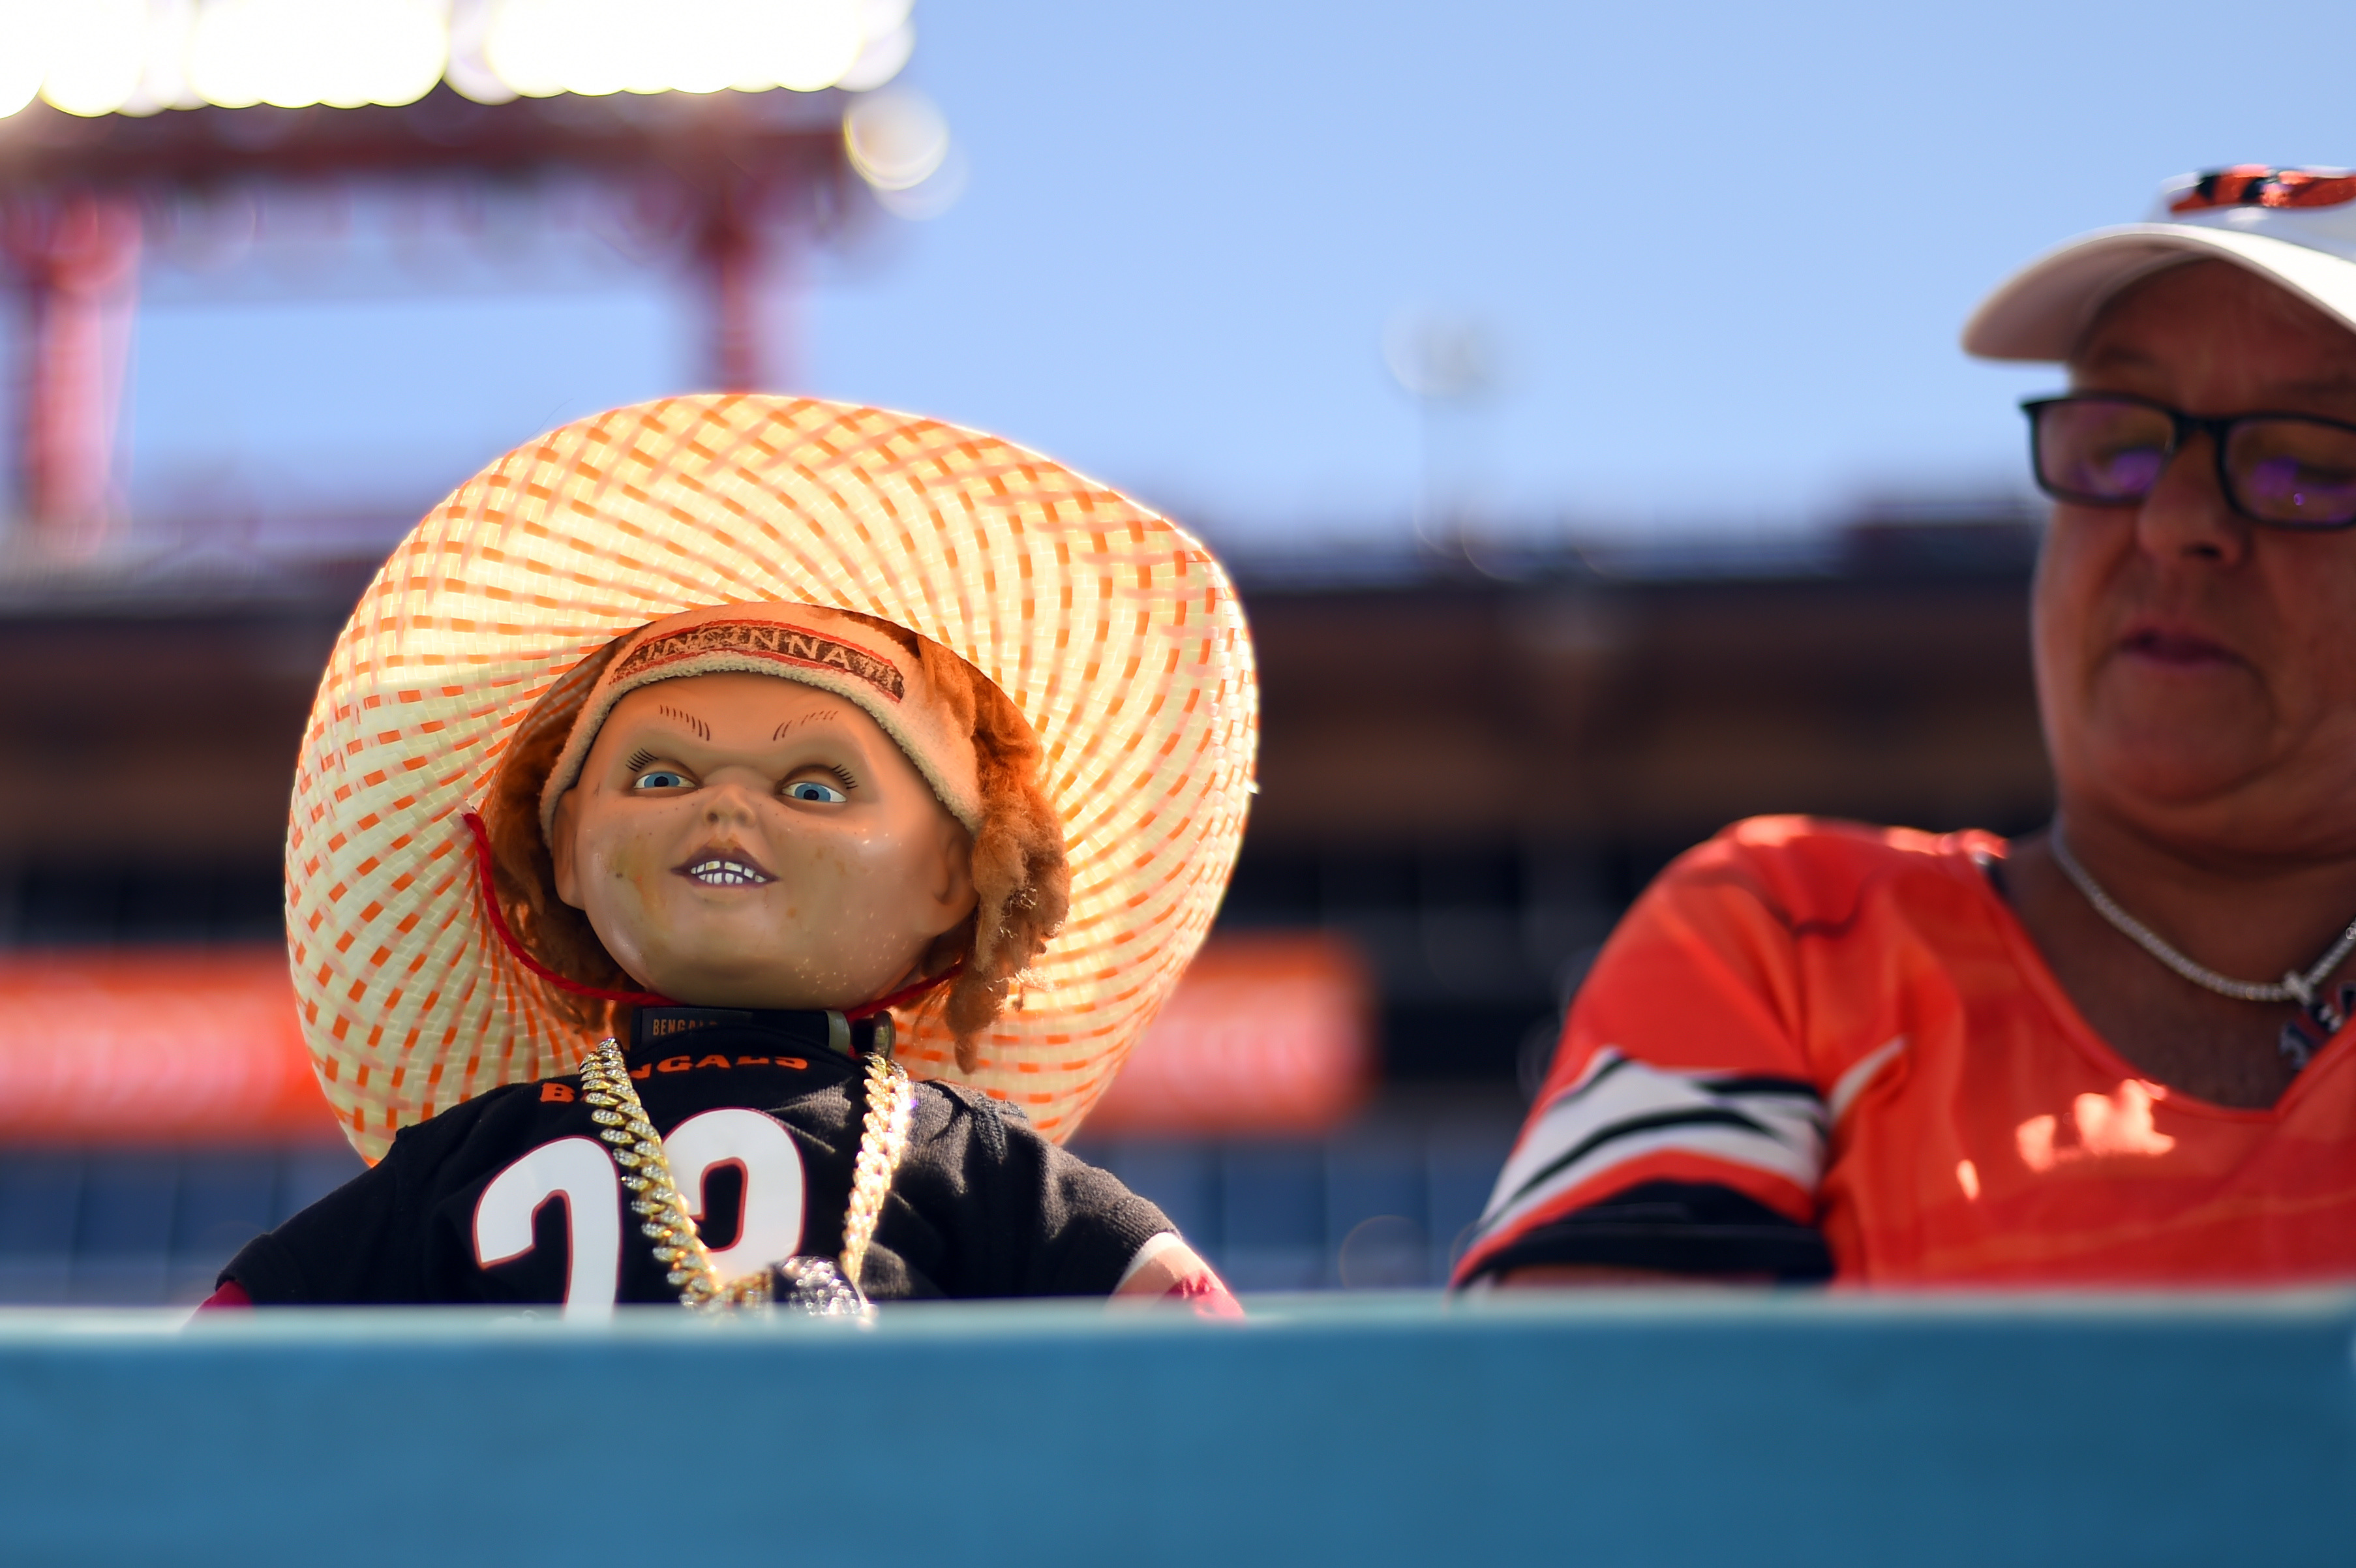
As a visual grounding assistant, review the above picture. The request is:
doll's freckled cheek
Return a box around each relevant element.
[599,835,656,892]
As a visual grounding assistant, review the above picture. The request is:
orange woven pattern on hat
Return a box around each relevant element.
[286,395,1258,1162]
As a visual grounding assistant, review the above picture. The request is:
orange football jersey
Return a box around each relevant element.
[1456,817,2356,1287]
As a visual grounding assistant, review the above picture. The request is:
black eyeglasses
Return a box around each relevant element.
[2022,393,2356,530]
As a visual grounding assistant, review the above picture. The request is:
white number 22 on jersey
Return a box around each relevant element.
[472,1109,807,1319]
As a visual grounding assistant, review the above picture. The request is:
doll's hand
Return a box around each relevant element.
[1110,1236,1243,1318]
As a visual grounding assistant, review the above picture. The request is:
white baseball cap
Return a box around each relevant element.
[1964,166,2356,361]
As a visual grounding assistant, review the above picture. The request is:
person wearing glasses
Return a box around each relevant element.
[1455,166,2356,1288]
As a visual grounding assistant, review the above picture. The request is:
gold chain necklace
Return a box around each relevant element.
[577,1034,916,1316]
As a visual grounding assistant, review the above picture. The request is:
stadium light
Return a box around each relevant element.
[0,0,913,119]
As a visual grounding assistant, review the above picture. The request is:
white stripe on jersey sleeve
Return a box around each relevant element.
[1470,1049,1827,1249]
[1827,1034,1907,1123]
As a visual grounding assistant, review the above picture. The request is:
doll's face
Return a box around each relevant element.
[549,673,977,1010]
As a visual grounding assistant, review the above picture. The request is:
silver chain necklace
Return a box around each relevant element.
[2049,829,2356,1068]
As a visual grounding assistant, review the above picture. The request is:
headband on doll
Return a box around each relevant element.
[536,603,984,842]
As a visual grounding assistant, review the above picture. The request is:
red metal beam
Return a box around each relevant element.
[0,86,849,191]
[0,88,856,537]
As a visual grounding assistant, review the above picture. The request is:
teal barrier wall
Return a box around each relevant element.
[0,1292,2349,1566]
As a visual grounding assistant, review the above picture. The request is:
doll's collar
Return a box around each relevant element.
[629,1005,886,1059]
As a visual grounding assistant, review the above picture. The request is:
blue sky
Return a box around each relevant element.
[120,0,2356,555]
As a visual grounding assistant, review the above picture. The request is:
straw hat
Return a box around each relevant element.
[286,395,1258,1162]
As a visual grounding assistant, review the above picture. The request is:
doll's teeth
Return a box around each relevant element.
[688,859,768,886]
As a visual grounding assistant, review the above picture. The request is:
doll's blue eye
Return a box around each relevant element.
[786,780,847,804]
[633,770,691,791]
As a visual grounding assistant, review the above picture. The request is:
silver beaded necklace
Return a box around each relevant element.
[2049,829,2356,1068]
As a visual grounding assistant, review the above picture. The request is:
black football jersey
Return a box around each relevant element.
[222,1006,1175,1308]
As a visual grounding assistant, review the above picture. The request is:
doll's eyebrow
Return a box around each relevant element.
[656,704,711,742]
[772,707,847,741]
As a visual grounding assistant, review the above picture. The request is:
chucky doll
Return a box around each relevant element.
[207,396,1255,1316]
